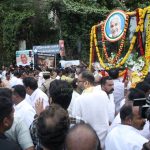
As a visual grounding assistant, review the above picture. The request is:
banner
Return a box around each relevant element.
[60,60,80,68]
[16,50,34,66]
[37,55,55,68]
[33,45,59,54]
[33,45,59,68]
[59,40,65,57]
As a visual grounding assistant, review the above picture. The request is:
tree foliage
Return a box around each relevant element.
[0,0,149,65]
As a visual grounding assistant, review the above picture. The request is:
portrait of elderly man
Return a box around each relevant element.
[109,15,122,38]
[20,54,28,64]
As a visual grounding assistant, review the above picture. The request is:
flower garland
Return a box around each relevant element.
[140,7,150,79]
[90,7,150,77]
[94,25,137,70]
[100,15,129,64]
[119,70,126,77]
[93,25,107,69]
[136,8,144,56]
[116,35,137,68]
[89,26,94,70]
[145,7,150,60]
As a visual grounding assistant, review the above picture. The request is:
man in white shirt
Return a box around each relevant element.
[105,103,148,150]
[12,85,36,127]
[23,77,49,109]
[68,78,80,116]
[108,69,125,113]
[0,88,35,150]
[3,72,11,88]
[55,68,63,80]
[37,72,45,88]
[72,71,109,149]
[100,76,115,124]
[1,66,7,80]
[6,116,35,150]
[109,88,149,138]
[10,71,23,87]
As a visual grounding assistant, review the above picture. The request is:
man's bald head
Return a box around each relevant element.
[65,123,101,150]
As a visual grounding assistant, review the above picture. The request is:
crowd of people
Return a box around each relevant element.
[0,64,150,150]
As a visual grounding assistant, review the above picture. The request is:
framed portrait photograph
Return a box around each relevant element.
[104,10,126,42]
[16,50,34,66]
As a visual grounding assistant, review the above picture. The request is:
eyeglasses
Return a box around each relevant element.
[78,80,85,83]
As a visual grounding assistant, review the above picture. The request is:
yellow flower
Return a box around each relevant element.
[89,7,150,75]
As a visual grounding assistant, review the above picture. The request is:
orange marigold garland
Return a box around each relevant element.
[136,8,145,56]
[89,26,94,70]
[100,15,129,64]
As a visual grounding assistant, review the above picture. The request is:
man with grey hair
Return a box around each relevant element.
[109,15,122,38]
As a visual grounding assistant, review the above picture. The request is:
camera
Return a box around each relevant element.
[133,97,150,118]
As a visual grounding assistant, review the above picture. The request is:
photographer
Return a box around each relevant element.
[105,103,148,150]
[136,81,150,99]
[109,88,146,132]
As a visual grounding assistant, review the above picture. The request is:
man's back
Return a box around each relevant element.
[14,100,36,127]
[105,124,148,150]
[5,116,34,150]
[72,89,109,149]
[30,88,49,109]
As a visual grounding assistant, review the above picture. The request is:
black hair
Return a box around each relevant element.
[12,85,26,99]
[142,141,150,150]
[75,66,85,75]
[100,76,112,86]
[49,80,73,110]
[71,78,78,90]
[37,104,70,150]
[13,70,19,77]
[128,88,146,101]
[23,77,38,91]
[136,81,150,94]
[5,72,10,76]
[43,73,50,80]
[65,68,71,75]
[65,123,101,150]
[0,96,13,122]
[108,69,119,79]
[0,88,12,98]
[13,70,21,78]
[61,68,72,76]
[81,71,94,84]
[120,103,133,122]
[56,68,63,75]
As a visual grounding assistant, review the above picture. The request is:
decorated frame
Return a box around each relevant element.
[89,7,150,85]
[104,10,126,42]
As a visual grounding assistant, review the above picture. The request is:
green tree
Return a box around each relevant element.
[0,0,149,65]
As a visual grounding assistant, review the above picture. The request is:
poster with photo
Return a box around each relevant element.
[37,55,55,68]
[33,45,59,68]
[16,50,34,66]
[104,10,126,42]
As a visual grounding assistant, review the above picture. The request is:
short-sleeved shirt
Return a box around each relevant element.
[5,116,34,150]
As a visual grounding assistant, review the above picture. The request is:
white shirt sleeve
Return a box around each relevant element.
[5,117,34,150]
[72,96,82,118]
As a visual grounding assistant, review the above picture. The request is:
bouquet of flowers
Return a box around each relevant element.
[108,52,145,72]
